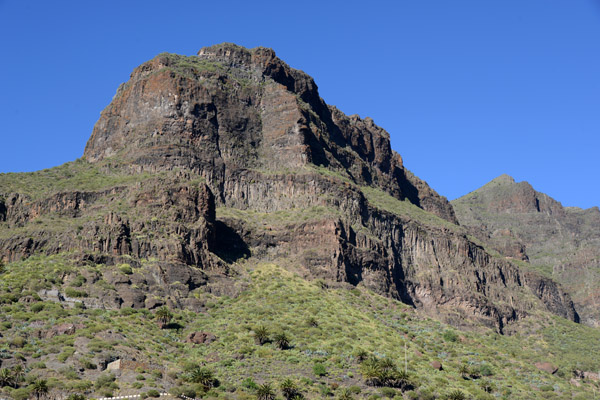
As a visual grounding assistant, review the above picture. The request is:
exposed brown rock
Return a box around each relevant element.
[535,362,558,374]
[185,331,217,345]
[44,323,84,339]
[430,361,443,370]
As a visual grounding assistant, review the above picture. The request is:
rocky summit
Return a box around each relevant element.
[0,43,597,399]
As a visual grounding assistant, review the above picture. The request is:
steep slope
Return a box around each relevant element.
[0,43,577,335]
[452,175,600,326]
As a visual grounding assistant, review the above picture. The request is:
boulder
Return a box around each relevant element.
[431,361,443,371]
[185,332,216,345]
[534,362,558,374]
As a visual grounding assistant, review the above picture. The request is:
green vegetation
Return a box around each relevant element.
[361,185,457,230]
[1,257,599,399]
[0,158,153,201]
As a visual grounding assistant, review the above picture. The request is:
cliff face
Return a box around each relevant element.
[0,43,578,331]
[452,175,600,326]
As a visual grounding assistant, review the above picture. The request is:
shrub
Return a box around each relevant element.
[478,364,493,377]
[539,385,554,392]
[30,303,44,313]
[379,387,396,398]
[66,395,86,400]
[95,373,116,389]
[338,388,354,400]
[242,377,258,390]
[445,390,466,400]
[348,386,362,394]
[10,337,26,348]
[354,349,369,363]
[442,330,458,342]
[119,264,133,275]
[65,288,87,298]
[313,363,327,377]
[147,389,160,397]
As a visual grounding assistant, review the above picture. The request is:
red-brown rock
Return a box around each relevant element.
[431,361,443,371]
[185,332,216,345]
[535,362,558,374]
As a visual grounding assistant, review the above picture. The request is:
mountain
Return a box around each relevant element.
[0,43,597,399]
[452,174,600,326]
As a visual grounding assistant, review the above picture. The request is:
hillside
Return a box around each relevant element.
[0,43,596,399]
[452,175,600,327]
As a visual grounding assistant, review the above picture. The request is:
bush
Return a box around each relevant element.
[442,330,458,342]
[119,264,133,275]
[30,303,44,313]
[445,390,466,400]
[65,288,87,298]
[379,387,396,398]
[242,377,258,390]
[11,337,26,348]
[147,389,160,397]
[95,373,116,389]
[313,363,327,377]
[478,364,493,377]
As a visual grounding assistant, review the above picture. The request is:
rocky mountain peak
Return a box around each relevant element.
[489,174,515,185]
[83,43,457,222]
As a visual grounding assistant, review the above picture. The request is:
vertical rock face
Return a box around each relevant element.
[453,175,600,326]
[83,43,456,223]
[0,43,579,330]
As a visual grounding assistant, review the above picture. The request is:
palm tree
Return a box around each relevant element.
[31,378,49,400]
[188,366,216,390]
[0,368,14,388]
[274,332,289,350]
[256,383,275,400]
[11,365,24,387]
[254,325,269,345]
[155,306,173,329]
[280,378,298,400]
[338,388,354,400]
[458,364,470,379]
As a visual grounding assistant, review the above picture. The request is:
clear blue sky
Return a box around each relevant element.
[1,1,599,208]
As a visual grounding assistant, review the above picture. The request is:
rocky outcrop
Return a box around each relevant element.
[83,43,456,224]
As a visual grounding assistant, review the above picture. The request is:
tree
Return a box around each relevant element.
[256,383,275,400]
[458,364,470,379]
[155,306,173,329]
[254,325,269,345]
[31,379,49,400]
[280,378,299,400]
[187,366,217,390]
[274,332,290,350]
[11,365,24,386]
[0,368,14,388]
